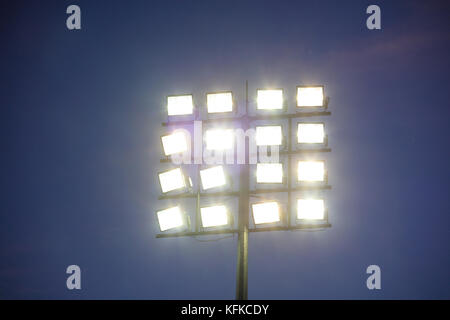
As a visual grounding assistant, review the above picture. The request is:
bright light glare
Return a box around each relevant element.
[167,95,193,116]
[205,129,234,150]
[255,126,282,146]
[161,131,188,156]
[257,89,283,110]
[157,206,184,231]
[298,123,325,144]
[201,205,228,228]
[297,87,324,107]
[200,166,226,190]
[256,163,283,183]
[252,202,280,224]
[158,168,186,193]
[207,92,233,113]
[297,199,324,220]
[298,161,325,182]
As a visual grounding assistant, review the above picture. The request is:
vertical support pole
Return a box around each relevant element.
[236,81,249,300]
[196,166,200,232]
[287,117,292,227]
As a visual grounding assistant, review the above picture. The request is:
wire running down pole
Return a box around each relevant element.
[236,81,249,300]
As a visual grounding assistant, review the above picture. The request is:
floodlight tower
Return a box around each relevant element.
[156,81,332,300]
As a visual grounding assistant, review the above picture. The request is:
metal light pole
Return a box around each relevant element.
[236,81,250,300]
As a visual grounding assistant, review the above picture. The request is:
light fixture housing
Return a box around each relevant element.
[200,205,229,228]
[158,167,187,193]
[297,161,325,182]
[296,85,324,108]
[251,201,281,225]
[200,166,227,190]
[256,89,283,110]
[205,128,234,150]
[297,199,325,220]
[255,125,283,146]
[207,91,233,114]
[167,94,194,116]
[156,206,185,231]
[161,131,189,156]
[256,163,283,183]
[297,123,325,144]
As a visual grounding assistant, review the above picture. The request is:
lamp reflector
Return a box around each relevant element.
[298,161,325,182]
[207,92,233,113]
[252,202,280,224]
[255,126,282,146]
[200,166,226,190]
[201,205,228,228]
[167,95,193,116]
[158,168,186,193]
[161,131,188,156]
[297,199,324,220]
[256,163,283,183]
[205,129,234,150]
[298,123,325,144]
[297,86,324,107]
[157,206,184,231]
[257,89,283,110]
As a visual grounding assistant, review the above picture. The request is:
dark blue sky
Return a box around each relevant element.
[1,0,449,299]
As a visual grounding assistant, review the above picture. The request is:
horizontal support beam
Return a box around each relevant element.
[158,191,240,200]
[250,185,332,195]
[162,111,331,127]
[155,223,332,238]
[158,185,331,200]
[156,229,239,238]
[159,148,332,163]
[248,111,331,122]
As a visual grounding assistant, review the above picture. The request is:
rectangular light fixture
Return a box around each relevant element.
[297,199,325,220]
[207,92,233,113]
[252,202,281,225]
[161,131,188,156]
[257,89,283,110]
[297,86,324,107]
[256,163,283,183]
[298,123,325,144]
[167,94,194,116]
[157,206,184,231]
[298,161,325,182]
[205,128,234,150]
[200,166,226,190]
[255,125,282,146]
[158,168,186,193]
[200,205,229,228]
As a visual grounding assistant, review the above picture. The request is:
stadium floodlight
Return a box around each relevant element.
[298,161,325,182]
[207,91,233,113]
[297,199,325,220]
[256,163,283,183]
[297,86,324,107]
[158,168,186,193]
[298,123,325,144]
[200,166,227,190]
[200,205,229,228]
[255,125,283,146]
[257,89,283,110]
[167,94,194,116]
[157,206,185,231]
[161,131,189,156]
[205,128,234,150]
[251,202,281,225]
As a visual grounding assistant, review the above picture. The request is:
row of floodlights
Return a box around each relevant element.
[162,123,326,156]
[158,162,326,193]
[157,199,327,232]
[167,86,325,116]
